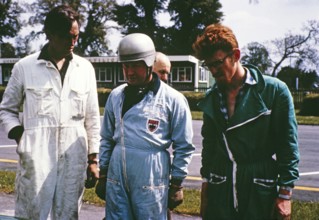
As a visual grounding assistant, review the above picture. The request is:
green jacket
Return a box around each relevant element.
[198,64,299,208]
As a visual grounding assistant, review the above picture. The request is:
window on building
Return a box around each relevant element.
[95,67,112,82]
[199,67,209,82]
[117,66,125,82]
[171,67,192,82]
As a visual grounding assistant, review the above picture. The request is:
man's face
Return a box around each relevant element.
[203,50,236,87]
[49,21,79,58]
[122,61,149,86]
[153,63,170,83]
[153,56,171,83]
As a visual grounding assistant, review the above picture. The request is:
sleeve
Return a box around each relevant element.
[170,94,195,181]
[99,92,116,173]
[273,82,300,187]
[0,62,24,137]
[200,113,216,179]
[84,63,101,155]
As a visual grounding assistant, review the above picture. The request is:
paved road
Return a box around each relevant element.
[0,121,319,219]
[1,121,319,198]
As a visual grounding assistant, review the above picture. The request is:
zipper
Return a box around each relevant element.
[226,110,271,132]
[222,109,271,211]
[222,133,238,211]
[120,93,130,192]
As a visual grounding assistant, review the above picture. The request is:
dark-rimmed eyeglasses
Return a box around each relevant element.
[202,52,233,69]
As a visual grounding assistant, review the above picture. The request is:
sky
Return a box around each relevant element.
[107,0,319,52]
[220,0,319,48]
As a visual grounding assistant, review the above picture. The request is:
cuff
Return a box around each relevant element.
[170,178,183,186]
[8,126,24,140]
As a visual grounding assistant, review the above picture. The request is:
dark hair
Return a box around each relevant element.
[44,5,80,36]
[192,23,239,60]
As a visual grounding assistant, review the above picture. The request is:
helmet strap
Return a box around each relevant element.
[144,67,153,84]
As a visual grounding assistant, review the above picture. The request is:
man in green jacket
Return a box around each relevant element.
[192,23,299,220]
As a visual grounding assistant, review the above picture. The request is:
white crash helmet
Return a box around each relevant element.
[118,33,156,67]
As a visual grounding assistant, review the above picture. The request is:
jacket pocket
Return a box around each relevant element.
[253,178,277,196]
[69,88,89,120]
[25,87,54,118]
[208,173,227,184]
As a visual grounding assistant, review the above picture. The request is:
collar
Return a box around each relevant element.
[212,66,257,92]
[125,72,161,96]
[38,43,73,62]
[244,67,257,85]
[149,72,161,95]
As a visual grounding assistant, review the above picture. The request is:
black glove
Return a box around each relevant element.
[95,178,106,200]
[168,179,184,210]
[85,172,98,188]
[95,169,107,200]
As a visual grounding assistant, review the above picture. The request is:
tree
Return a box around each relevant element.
[112,0,167,53]
[112,0,223,55]
[25,0,115,56]
[112,0,165,36]
[166,0,223,55]
[0,42,15,57]
[269,20,319,77]
[241,42,272,74]
[277,66,300,90]
[0,0,23,43]
[277,66,318,90]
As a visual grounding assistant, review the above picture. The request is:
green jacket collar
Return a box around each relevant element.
[198,64,269,129]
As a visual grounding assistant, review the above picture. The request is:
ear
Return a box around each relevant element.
[233,48,241,62]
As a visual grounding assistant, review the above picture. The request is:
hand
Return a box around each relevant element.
[200,182,208,218]
[95,177,107,201]
[274,198,291,220]
[85,163,99,188]
[168,184,183,210]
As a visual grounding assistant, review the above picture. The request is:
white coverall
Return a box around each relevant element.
[0,52,100,220]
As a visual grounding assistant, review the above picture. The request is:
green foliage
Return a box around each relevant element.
[97,88,112,107]
[299,94,319,116]
[167,0,223,55]
[241,42,272,74]
[0,0,23,42]
[292,200,319,219]
[0,171,318,219]
[0,171,15,193]
[96,89,206,110]
[0,42,16,58]
[24,0,115,56]
[83,187,105,206]
[112,0,165,38]
[112,0,224,55]
[277,66,318,90]
[175,189,200,215]
[181,91,205,111]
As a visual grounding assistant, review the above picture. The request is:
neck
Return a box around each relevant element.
[47,44,65,63]
[226,65,246,91]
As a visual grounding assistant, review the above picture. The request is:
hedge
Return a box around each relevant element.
[0,87,205,112]
[299,94,319,116]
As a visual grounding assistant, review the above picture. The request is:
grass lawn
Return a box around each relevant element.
[192,111,319,125]
[1,170,319,218]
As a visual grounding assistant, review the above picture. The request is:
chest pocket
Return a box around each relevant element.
[25,87,54,118]
[69,88,89,120]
